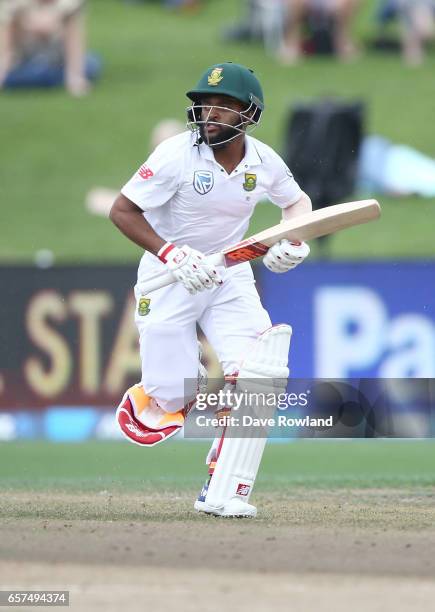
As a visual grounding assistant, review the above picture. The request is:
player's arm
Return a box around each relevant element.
[110,193,166,255]
[109,193,222,294]
[263,152,312,273]
[263,191,312,274]
[281,190,312,220]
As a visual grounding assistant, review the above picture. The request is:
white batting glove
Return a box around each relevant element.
[158,242,222,294]
[263,240,310,274]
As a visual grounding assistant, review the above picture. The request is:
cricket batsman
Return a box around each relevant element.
[110,62,312,517]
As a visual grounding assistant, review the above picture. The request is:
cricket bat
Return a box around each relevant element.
[138,199,381,294]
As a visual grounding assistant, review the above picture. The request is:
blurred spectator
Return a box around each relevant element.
[0,0,101,96]
[123,0,202,11]
[223,1,360,61]
[251,0,286,54]
[222,1,284,51]
[378,0,435,65]
[280,0,361,63]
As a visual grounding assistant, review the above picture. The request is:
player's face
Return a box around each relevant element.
[197,95,247,147]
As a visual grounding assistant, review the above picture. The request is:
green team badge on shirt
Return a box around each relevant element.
[138,297,151,316]
[243,173,257,192]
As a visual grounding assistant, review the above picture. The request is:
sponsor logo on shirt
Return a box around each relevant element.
[138,297,151,316]
[138,164,154,180]
[193,170,214,195]
[243,173,257,192]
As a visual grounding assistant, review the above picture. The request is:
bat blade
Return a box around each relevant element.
[221,199,381,266]
[138,199,381,293]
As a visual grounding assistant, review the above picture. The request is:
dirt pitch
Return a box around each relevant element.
[1,488,434,612]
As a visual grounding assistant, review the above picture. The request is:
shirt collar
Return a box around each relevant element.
[243,136,263,167]
[197,135,263,167]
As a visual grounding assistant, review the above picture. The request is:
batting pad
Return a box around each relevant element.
[203,325,292,509]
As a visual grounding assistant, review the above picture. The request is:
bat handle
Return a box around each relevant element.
[138,270,178,294]
[138,252,225,295]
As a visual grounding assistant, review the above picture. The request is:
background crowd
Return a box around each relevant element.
[1,0,434,100]
[227,0,435,66]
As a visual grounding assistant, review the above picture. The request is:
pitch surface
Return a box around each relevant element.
[1,441,434,611]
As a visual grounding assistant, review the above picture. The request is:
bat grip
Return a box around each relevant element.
[137,252,225,295]
[138,270,177,294]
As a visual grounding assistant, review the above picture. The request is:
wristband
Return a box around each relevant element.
[157,242,176,263]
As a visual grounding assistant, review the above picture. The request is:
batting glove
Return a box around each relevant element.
[263,240,310,274]
[158,242,222,294]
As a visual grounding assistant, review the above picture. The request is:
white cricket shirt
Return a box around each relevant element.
[121,131,302,282]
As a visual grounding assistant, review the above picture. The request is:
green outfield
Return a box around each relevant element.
[1,440,434,496]
[2,439,434,611]
[1,0,435,262]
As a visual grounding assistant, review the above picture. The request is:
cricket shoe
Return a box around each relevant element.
[116,384,183,447]
[194,497,257,518]
[194,475,257,518]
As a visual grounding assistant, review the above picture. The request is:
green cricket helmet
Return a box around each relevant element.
[186,62,264,146]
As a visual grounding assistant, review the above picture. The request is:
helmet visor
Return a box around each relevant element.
[186,100,261,147]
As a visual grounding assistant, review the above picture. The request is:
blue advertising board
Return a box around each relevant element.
[259,262,435,378]
[0,263,433,440]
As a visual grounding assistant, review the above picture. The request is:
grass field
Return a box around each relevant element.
[1,0,435,262]
[1,440,434,611]
[1,439,435,494]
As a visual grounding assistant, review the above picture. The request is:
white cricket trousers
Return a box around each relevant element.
[134,264,271,412]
